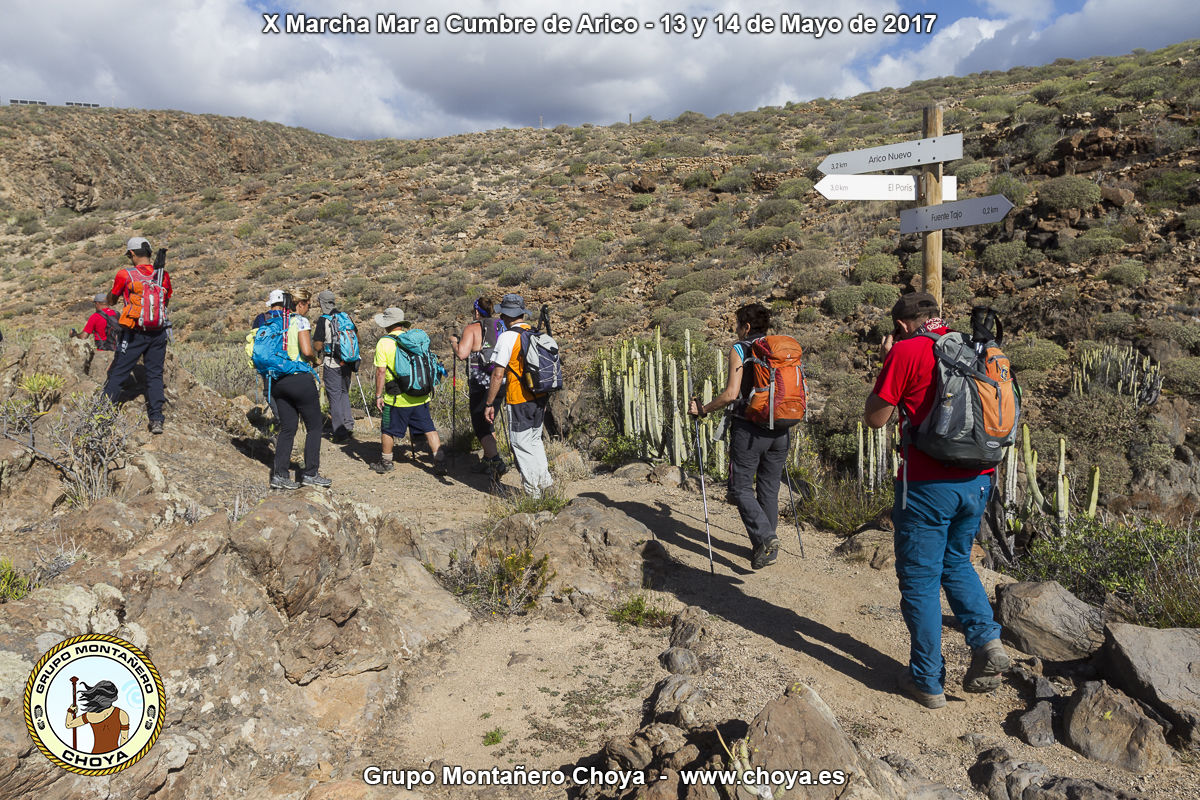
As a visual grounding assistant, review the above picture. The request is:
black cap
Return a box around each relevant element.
[891,291,940,321]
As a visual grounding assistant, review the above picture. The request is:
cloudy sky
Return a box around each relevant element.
[1,1,1198,140]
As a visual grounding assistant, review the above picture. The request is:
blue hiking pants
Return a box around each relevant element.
[893,475,1000,694]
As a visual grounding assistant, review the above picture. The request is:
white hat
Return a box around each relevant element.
[373,307,407,328]
[267,289,286,307]
[125,236,151,253]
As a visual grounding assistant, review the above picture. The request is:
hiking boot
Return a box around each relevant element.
[331,430,353,443]
[371,460,395,474]
[473,455,508,475]
[433,448,448,475]
[897,669,946,709]
[751,537,780,570]
[148,420,164,435]
[963,639,1011,693]
[300,474,332,488]
[270,474,301,491]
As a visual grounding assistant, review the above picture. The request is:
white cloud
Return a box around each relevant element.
[1,1,1198,139]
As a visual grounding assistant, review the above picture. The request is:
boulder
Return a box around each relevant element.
[1063,681,1177,772]
[1103,622,1200,746]
[835,529,894,570]
[670,607,708,651]
[652,674,706,727]
[969,747,1144,800]
[995,581,1105,661]
[613,461,654,481]
[736,682,896,800]
[527,497,671,597]
[658,647,700,675]
[649,463,685,488]
[1018,701,1056,748]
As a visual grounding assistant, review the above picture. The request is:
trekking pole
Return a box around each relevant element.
[450,351,458,464]
[70,676,78,749]
[354,372,371,420]
[784,431,806,558]
[687,372,716,575]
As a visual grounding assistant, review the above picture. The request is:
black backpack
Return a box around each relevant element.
[98,309,123,351]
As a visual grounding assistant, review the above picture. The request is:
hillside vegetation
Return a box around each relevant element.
[2,40,1200,517]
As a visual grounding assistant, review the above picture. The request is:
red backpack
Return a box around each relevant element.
[118,267,167,330]
[739,335,807,429]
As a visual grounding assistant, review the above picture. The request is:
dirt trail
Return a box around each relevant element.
[300,420,1191,798]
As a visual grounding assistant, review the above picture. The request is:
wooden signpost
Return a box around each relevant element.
[813,106,1011,307]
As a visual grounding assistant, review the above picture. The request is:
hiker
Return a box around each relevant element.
[483,294,554,498]
[689,303,796,570]
[313,289,359,442]
[102,236,172,434]
[450,296,507,475]
[72,293,121,350]
[371,307,446,475]
[253,289,330,490]
[863,292,1011,709]
[65,680,129,754]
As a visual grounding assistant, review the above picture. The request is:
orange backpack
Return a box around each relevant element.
[118,267,167,330]
[740,335,807,429]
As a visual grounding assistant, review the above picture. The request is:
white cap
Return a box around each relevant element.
[267,289,286,307]
[125,236,151,253]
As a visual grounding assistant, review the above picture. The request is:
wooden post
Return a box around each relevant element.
[920,105,944,308]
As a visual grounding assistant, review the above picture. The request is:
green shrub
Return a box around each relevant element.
[1102,260,1147,287]
[682,169,715,190]
[749,199,800,228]
[851,253,899,284]
[592,271,629,291]
[990,174,1030,207]
[629,195,654,211]
[570,237,604,261]
[714,169,753,193]
[823,286,863,317]
[1012,517,1200,628]
[981,241,1045,272]
[742,227,786,254]
[0,558,34,602]
[955,161,992,182]
[1096,312,1138,338]
[772,177,814,200]
[498,264,532,286]
[1053,230,1124,264]
[1142,170,1200,205]
[800,479,893,538]
[675,268,733,293]
[671,290,710,311]
[608,594,672,627]
[1006,335,1067,372]
[1163,357,1200,395]
[1038,176,1101,212]
[861,282,900,309]
[438,547,554,615]
[502,230,526,245]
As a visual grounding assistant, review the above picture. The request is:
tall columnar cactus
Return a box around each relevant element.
[1019,423,1100,533]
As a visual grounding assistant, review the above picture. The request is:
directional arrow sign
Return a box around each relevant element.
[815,175,957,201]
[819,133,962,175]
[899,194,1014,234]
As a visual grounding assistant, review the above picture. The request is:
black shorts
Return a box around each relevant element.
[469,387,501,439]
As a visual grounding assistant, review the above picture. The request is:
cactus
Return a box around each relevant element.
[856,421,865,488]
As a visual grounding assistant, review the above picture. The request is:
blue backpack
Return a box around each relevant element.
[323,311,360,363]
[386,333,446,398]
[251,311,315,382]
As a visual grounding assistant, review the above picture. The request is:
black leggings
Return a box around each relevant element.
[271,373,322,478]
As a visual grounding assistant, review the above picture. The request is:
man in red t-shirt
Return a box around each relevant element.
[73,293,121,350]
[102,236,172,434]
[864,292,1009,709]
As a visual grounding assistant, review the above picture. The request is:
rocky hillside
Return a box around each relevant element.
[0,107,353,212]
